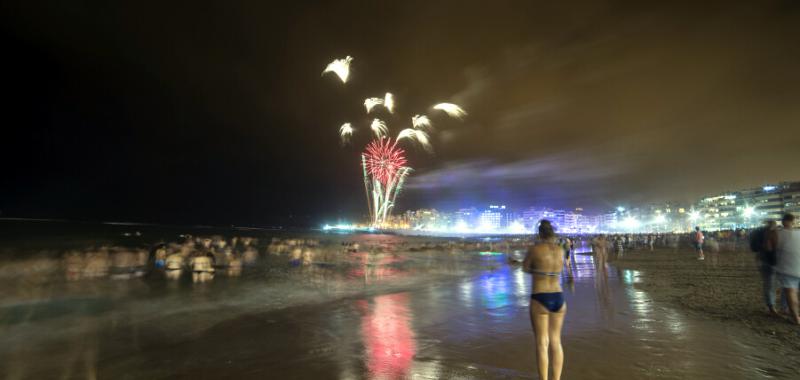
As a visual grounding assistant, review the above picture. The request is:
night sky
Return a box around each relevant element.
[2,1,799,227]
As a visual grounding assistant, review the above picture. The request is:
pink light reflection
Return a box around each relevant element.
[357,293,416,379]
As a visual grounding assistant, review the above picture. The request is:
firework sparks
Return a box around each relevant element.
[364,138,407,185]
[339,123,354,144]
[411,114,431,129]
[432,103,467,119]
[322,57,465,226]
[397,128,432,152]
[364,97,384,113]
[384,92,395,113]
[370,118,388,138]
[322,56,353,83]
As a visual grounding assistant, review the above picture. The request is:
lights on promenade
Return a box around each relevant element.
[654,214,667,224]
[688,210,701,222]
[621,216,640,231]
[743,206,755,218]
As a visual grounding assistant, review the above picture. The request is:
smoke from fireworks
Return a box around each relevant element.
[339,123,354,144]
[412,114,431,130]
[364,97,384,113]
[364,138,407,185]
[322,56,353,83]
[433,103,467,119]
[370,118,388,138]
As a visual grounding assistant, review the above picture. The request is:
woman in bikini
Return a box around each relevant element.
[523,220,565,380]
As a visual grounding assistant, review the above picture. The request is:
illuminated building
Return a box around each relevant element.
[455,207,479,228]
[405,209,440,229]
[479,205,506,230]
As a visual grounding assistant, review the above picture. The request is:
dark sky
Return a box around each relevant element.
[2,1,799,226]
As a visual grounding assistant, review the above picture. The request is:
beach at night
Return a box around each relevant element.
[4,1,800,378]
[1,222,798,379]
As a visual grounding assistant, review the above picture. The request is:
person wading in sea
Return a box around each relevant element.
[523,220,566,380]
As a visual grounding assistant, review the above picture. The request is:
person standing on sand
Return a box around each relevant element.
[751,220,779,314]
[523,220,566,380]
[768,213,800,324]
[693,227,705,260]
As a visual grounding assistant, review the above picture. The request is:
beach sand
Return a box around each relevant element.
[613,248,800,353]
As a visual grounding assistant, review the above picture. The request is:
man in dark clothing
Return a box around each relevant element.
[751,220,778,314]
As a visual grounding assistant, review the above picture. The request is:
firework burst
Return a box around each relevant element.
[364,138,407,185]
[339,123,354,144]
[322,55,466,226]
[433,102,467,119]
[397,128,432,152]
[322,56,353,83]
[364,97,384,113]
[370,118,388,138]
[384,92,395,113]
[412,114,431,129]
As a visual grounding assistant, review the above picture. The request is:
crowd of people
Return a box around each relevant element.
[521,213,800,380]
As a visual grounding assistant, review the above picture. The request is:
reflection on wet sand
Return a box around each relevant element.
[358,293,416,379]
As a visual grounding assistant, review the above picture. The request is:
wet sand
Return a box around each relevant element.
[613,248,800,353]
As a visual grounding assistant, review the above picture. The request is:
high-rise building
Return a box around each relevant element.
[479,205,507,230]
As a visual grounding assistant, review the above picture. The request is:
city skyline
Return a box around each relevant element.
[364,180,800,234]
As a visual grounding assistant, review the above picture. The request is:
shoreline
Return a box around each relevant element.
[611,248,800,352]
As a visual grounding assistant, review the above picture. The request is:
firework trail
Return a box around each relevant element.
[370,118,388,138]
[411,114,431,129]
[339,123,354,144]
[361,154,373,219]
[322,56,353,83]
[364,97,384,113]
[384,92,395,113]
[433,102,467,119]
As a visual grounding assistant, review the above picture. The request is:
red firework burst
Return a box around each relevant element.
[364,138,407,185]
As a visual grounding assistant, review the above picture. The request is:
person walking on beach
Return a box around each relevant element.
[693,227,705,260]
[592,235,608,270]
[615,236,624,258]
[559,237,573,276]
[523,220,566,380]
[768,213,800,324]
[751,220,779,314]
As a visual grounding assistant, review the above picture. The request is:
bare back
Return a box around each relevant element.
[524,241,564,294]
